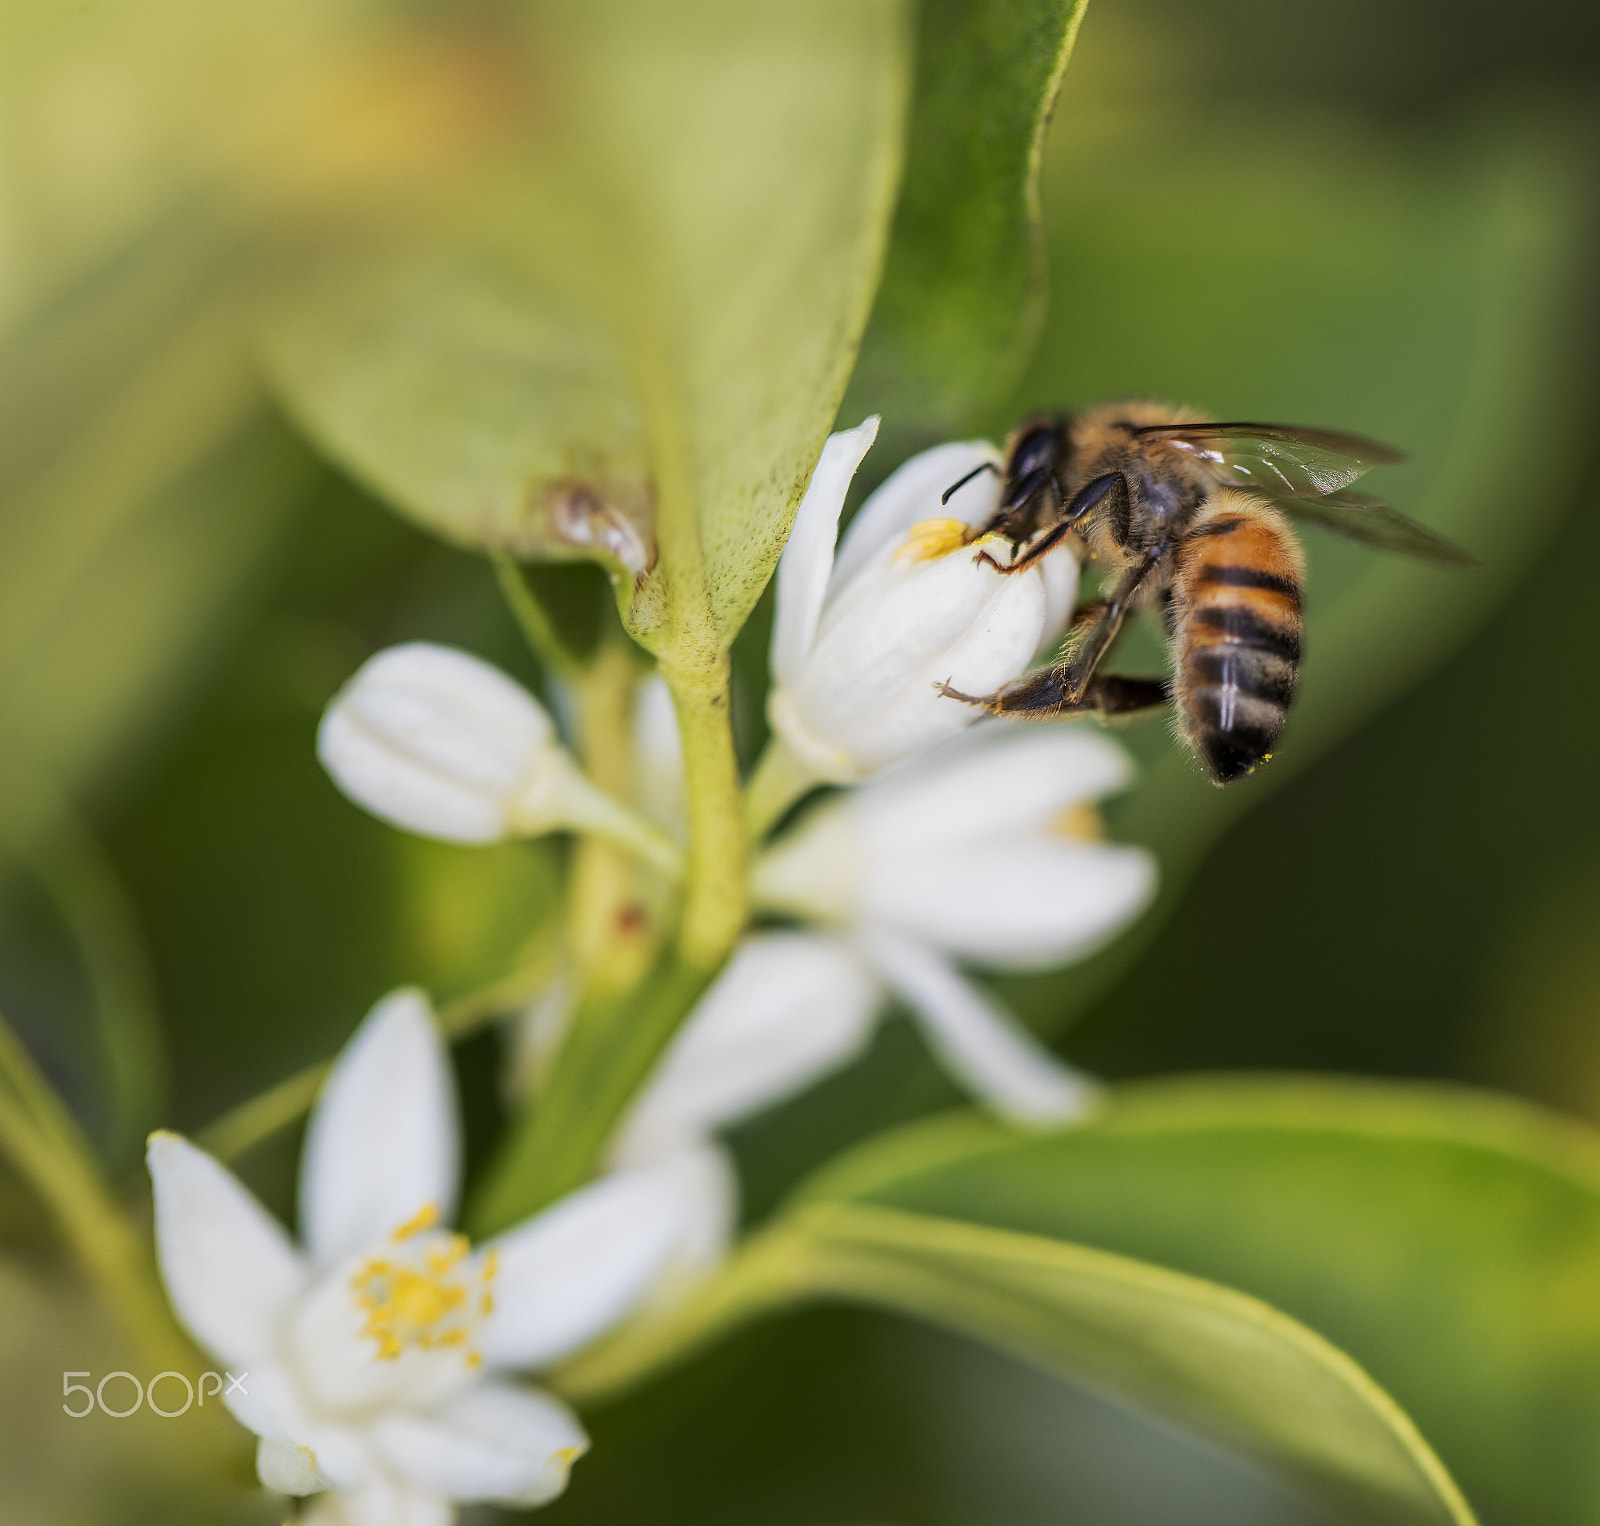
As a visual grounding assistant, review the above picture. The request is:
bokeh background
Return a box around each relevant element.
[1,0,1596,1521]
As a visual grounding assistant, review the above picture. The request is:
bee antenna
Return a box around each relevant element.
[940,460,1001,505]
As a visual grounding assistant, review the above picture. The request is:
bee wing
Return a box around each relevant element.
[1133,420,1473,567]
[1257,486,1479,567]
[1135,421,1404,496]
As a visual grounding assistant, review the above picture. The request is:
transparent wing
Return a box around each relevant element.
[1135,420,1404,496]
[1258,487,1479,567]
[1134,421,1474,567]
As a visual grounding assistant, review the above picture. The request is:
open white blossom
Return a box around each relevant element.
[751,723,1158,1121]
[765,419,1078,785]
[319,643,676,873]
[148,990,688,1525]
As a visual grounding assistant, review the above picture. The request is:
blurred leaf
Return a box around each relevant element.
[270,1,910,648]
[800,1077,1600,1526]
[0,774,165,1166]
[563,1198,1473,1526]
[843,0,1089,451]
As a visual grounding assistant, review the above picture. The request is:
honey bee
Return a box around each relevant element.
[938,402,1475,783]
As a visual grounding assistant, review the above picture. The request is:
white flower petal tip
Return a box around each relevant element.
[770,417,881,692]
[146,1131,307,1368]
[318,641,567,844]
[372,1383,588,1507]
[300,988,460,1268]
[479,1168,688,1370]
[258,1437,330,1496]
[767,438,1048,783]
[860,932,1100,1127]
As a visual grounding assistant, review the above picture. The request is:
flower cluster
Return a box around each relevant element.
[163,421,1156,1521]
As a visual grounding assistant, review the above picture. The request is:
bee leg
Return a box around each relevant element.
[935,670,1168,721]
[978,472,1127,575]
[1077,673,1169,718]
[1053,556,1159,701]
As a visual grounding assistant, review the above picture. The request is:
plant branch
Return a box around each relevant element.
[492,551,583,678]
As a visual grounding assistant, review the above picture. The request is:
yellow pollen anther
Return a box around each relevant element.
[392,1203,441,1241]
[895,517,972,564]
[351,1233,485,1363]
[1054,802,1104,842]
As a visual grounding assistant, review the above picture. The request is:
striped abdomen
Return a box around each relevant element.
[1172,491,1304,783]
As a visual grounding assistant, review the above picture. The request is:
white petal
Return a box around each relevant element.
[605,1144,739,1288]
[258,1437,330,1496]
[865,840,1157,968]
[298,1475,453,1526]
[146,1132,307,1368]
[829,440,1002,592]
[318,643,554,844]
[370,1382,587,1506]
[612,932,883,1155]
[784,535,1046,778]
[318,705,507,844]
[634,674,685,838]
[504,975,576,1099]
[478,1169,684,1369]
[300,989,460,1268]
[224,1362,373,1491]
[749,797,861,924]
[860,931,1099,1125]
[1034,542,1082,657]
[770,417,880,688]
[855,726,1137,853]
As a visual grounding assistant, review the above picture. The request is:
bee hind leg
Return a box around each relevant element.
[937,670,1168,722]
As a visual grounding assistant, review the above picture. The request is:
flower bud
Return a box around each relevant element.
[318,643,670,867]
[766,423,1069,782]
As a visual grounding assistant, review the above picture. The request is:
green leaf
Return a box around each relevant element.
[843,0,1089,450]
[269,1,911,650]
[560,1197,1473,1526]
[800,1077,1600,1526]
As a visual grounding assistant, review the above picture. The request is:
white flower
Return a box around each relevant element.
[765,419,1078,784]
[318,643,678,871]
[148,990,688,1524]
[752,724,1158,1121]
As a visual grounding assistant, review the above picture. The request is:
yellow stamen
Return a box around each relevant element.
[1054,803,1104,842]
[392,1203,441,1241]
[350,1232,480,1364]
[894,518,972,564]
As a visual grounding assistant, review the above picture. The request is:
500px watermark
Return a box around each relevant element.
[61,1369,247,1418]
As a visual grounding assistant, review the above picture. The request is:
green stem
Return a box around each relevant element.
[467,948,715,1236]
[557,763,683,880]
[492,551,583,677]
[743,735,825,841]
[0,1010,192,1373]
[662,656,747,967]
